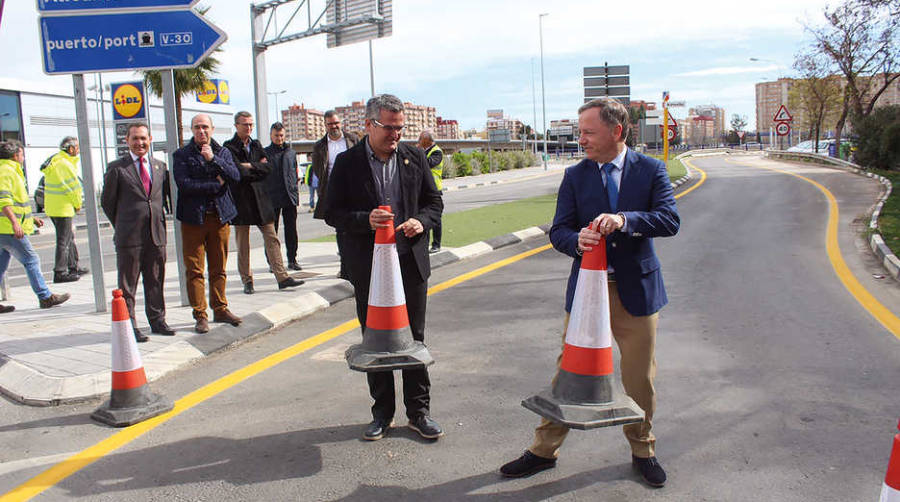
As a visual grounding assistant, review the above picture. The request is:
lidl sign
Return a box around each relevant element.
[196,79,229,105]
[110,81,147,120]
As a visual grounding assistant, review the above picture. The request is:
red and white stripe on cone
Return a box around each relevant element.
[366,205,410,331]
[882,419,900,502]
[110,289,148,391]
[559,224,613,381]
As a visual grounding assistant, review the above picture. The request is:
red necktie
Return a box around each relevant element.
[139,157,151,196]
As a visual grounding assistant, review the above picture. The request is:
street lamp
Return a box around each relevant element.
[267,90,286,126]
[531,58,537,155]
[539,12,548,170]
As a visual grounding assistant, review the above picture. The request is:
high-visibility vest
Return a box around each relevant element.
[43,150,82,217]
[0,159,35,235]
[426,144,444,191]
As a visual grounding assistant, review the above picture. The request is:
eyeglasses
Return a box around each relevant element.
[371,119,405,133]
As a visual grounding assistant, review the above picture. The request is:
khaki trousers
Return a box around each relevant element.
[234,223,289,284]
[181,213,230,320]
[529,281,658,459]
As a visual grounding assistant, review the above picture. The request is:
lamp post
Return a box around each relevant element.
[531,58,538,155]
[539,13,549,170]
[267,89,286,127]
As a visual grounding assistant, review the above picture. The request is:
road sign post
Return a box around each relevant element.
[662,91,670,163]
[161,70,189,306]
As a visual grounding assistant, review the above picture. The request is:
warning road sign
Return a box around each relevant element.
[773,105,793,123]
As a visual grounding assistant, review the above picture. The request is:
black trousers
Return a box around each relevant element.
[350,252,430,421]
[272,204,299,264]
[116,243,166,326]
[50,216,79,274]
[430,220,442,248]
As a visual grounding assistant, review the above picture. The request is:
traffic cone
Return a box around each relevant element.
[91,290,174,427]
[346,206,434,372]
[521,224,644,429]
[882,419,900,502]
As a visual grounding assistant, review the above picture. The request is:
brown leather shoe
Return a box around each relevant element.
[194,318,210,334]
[213,309,242,326]
[39,292,70,309]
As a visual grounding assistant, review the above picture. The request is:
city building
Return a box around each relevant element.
[549,119,578,142]
[335,99,437,139]
[281,103,325,141]
[684,105,726,146]
[485,109,524,139]
[435,116,459,139]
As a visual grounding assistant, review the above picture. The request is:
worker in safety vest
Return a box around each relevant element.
[418,130,444,253]
[42,136,87,283]
[0,140,70,312]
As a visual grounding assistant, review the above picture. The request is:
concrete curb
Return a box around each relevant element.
[2,225,552,406]
[766,151,899,283]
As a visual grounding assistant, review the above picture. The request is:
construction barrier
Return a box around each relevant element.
[882,419,900,502]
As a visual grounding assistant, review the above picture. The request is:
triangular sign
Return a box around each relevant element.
[773,105,793,122]
[669,115,678,128]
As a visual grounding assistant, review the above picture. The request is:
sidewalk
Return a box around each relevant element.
[0,161,568,406]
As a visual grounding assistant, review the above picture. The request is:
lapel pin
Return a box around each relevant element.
[404,158,409,165]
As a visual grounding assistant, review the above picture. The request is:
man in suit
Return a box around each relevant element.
[312,110,359,279]
[264,122,302,270]
[325,94,444,442]
[499,98,680,487]
[101,123,175,342]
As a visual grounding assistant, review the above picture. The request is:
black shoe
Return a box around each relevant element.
[243,281,254,295]
[278,277,305,290]
[0,304,15,314]
[429,245,441,254]
[39,292,70,309]
[632,455,667,488]
[71,267,89,276]
[150,322,176,336]
[53,272,80,283]
[133,327,149,343]
[408,415,443,439]
[500,451,557,478]
[288,261,302,271]
[364,418,393,441]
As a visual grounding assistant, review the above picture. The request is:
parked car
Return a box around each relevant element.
[787,139,852,156]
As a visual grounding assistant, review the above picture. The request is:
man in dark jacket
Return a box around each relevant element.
[173,114,243,334]
[263,122,301,270]
[223,111,303,295]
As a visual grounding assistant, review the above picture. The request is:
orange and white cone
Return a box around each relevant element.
[345,206,434,372]
[91,290,173,427]
[522,223,644,429]
[882,419,900,502]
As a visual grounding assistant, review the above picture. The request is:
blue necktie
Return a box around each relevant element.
[602,162,618,211]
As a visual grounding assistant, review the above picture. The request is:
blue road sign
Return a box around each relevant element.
[37,0,200,13]
[39,9,226,74]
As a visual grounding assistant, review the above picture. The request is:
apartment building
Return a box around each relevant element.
[281,103,325,141]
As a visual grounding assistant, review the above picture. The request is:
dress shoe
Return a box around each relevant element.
[39,292,70,309]
[363,418,393,441]
[278,277,305,290]
[71,267,89,276]
[0,304,15,314]
[194,318,210,334]
[499,451,557,478]
[213,309,242,326]
[243,281,254,295]
[408,415,443,439]
[53,272,79,283]
[429,245,441,254]
[632,455,667,488]
[288,261,302,271]
[133,327,149,343]
[150,322,176,336]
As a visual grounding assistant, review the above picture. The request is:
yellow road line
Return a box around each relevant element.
[1,244,554,502]
[677,159,707,199]
[725,157,900,339]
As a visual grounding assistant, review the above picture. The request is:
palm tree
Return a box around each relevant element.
[141,7,221,147]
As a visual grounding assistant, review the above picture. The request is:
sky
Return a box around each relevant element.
[1,0,837,132]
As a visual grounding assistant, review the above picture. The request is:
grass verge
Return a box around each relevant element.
[650,154,687,181]
[871,169,900,256]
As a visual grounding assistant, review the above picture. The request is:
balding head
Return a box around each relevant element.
[191,114,214,145]
[418,130,434,149]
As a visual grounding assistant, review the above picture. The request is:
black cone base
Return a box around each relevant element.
[91,390,174,427]
[346,341,434,372]
[522,389,644,430]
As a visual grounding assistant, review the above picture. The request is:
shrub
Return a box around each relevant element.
[852,105,900,170]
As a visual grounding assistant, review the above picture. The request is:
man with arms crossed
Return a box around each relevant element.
[499,98,680,488]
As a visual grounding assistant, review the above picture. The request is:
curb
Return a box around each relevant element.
[0,225,553,406]
[765,151,899,283]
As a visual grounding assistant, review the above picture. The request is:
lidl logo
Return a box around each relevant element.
[217,80,230,104]
[197,80,218,104]
[110,82,146,121]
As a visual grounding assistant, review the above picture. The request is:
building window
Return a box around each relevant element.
[0,90,24,143]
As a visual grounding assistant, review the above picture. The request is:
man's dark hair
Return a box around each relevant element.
[59,136,78,152]
[0,140,22,160]
[270,122,285,131]
[234,110,253,124]
[126,122,150,137]
[324,110,338,120]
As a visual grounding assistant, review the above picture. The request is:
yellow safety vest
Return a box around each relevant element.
[0,158,35,235]
[43,150,82,217]
[426,144,444,191]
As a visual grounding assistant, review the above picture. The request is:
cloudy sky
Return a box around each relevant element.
[2,0,835,131]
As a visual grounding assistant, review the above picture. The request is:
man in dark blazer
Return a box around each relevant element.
[101,123,174,342]
[500,98,680,487]
[325,94,444,442]
[264,122,301,270]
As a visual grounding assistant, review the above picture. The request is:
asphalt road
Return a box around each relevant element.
[1,154,899,500]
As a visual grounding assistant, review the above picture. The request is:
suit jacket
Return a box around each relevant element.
[324,140,443,283]
[312,130,359,220]
[173,138,240,225]
[223,134,274,226]
[101,154,170,248]
[549,148,680,316]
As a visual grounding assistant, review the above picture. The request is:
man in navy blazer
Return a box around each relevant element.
[501,98,680,487]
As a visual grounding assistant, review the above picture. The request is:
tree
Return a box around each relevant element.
[141,7,222,147]
[804,0,900,155]
[788,54,843,153]
[729,114,748,144]
[852,105,900,169]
